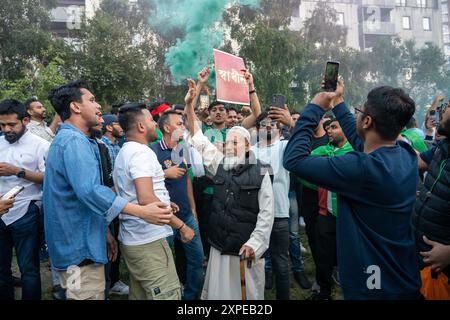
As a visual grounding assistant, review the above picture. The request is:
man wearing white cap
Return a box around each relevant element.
[184,69,274,300]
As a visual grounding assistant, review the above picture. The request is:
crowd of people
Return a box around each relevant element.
[0,66,449,301]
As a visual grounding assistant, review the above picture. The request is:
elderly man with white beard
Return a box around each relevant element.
[184,68,274,300]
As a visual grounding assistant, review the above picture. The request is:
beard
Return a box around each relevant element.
[223,153,246,171]
[5,127,26,144]
[89,127,102,139]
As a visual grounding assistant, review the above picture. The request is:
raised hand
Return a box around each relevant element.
[198,67,211,84]
[242,69,254,89]
[268,105,293,128]
[184,79,197,106]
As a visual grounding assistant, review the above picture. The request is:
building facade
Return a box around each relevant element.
[49,0,100,38]
[290,0,444,51]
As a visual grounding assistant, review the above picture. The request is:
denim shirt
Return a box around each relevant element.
[43,124,128,270]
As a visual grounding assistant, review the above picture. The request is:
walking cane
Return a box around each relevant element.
[239,254,247,300]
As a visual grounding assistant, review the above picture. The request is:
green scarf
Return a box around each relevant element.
[400,129,428,153]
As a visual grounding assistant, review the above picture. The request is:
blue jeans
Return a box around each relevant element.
[0,202,41,300]
[266,191,305,273]
[288,190,305,273]
[167,214,204,300]
[266,218,290,300]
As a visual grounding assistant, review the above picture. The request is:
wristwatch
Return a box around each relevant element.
[17,168,26,179]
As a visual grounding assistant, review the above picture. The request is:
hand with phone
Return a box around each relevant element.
[0,191,17,215]
[314,75,345,112]
[323,61,340,92]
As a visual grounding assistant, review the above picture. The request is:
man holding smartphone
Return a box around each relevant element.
[0,99,51,300]
[284,79,421,299]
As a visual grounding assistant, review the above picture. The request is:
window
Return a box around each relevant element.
[417,0,427,8]
[422,17,431,31]
[396,0,406,6]
[402,16,411,30]
[337,12,345,26]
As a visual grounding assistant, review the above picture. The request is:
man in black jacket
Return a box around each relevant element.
[413,100,450,293]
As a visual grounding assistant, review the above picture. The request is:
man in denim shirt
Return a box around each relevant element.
[43,80,174,300]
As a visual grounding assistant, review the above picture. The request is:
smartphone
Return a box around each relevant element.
[1,186,24,200]
[323,61,340,92]
[272,94,285,109]
[430,109,440,124]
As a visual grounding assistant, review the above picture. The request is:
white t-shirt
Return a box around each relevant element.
[0,130,50,226]
[251,139,290,218]
[113,141,172,246]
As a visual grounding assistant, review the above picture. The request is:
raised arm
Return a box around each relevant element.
[241,70,262,129]
[185,74,224,176]
[283,82,365,200]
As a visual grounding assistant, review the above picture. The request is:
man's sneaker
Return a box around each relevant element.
[293,272,312,290]
[52,285,66,300]
[332,267,341,287]
[110,280,129,295]
[265,272,273,290]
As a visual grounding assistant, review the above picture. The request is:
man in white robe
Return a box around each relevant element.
[184,69,274,300]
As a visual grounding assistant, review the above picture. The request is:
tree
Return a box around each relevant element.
[0,53,67,116]
[0,0,58,80]
[223,0,304,107]
[65,0,167,107]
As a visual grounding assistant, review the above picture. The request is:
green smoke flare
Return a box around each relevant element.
[149,0,259,84]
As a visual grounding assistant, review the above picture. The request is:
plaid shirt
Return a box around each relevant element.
[101,136,121,169]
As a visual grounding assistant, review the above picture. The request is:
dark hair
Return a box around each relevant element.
[118,102,147,133]
[291,111,300,116]
[48,80,90,122]
[227,106,238,114]
[24,96,39,111]
[255,111,270,129]
[0,99,28,120]
[208,101,224,111]
[158,110,182,134]
[365,86,415,141]
[111,101,126,115]
[323,118,337,130]
[173,104,185,111]
[406,116,416,129]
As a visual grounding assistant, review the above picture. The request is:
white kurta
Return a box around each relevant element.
[188,130,274,300]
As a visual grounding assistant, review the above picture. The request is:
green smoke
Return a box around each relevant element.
[149,0,260,84]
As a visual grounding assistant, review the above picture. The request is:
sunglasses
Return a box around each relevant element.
[260,120,278,127]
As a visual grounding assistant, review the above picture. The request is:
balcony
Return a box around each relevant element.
[361,0,395,8]
[362,21,396,35]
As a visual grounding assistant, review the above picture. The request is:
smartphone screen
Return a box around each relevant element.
[324,61,339,92]
[272,94,285,109]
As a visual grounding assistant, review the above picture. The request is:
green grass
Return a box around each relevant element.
[11,227,342,300]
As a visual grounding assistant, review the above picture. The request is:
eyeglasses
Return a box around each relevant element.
[354,107,363,114]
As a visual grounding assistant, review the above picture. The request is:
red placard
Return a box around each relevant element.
[213,49,250,106]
